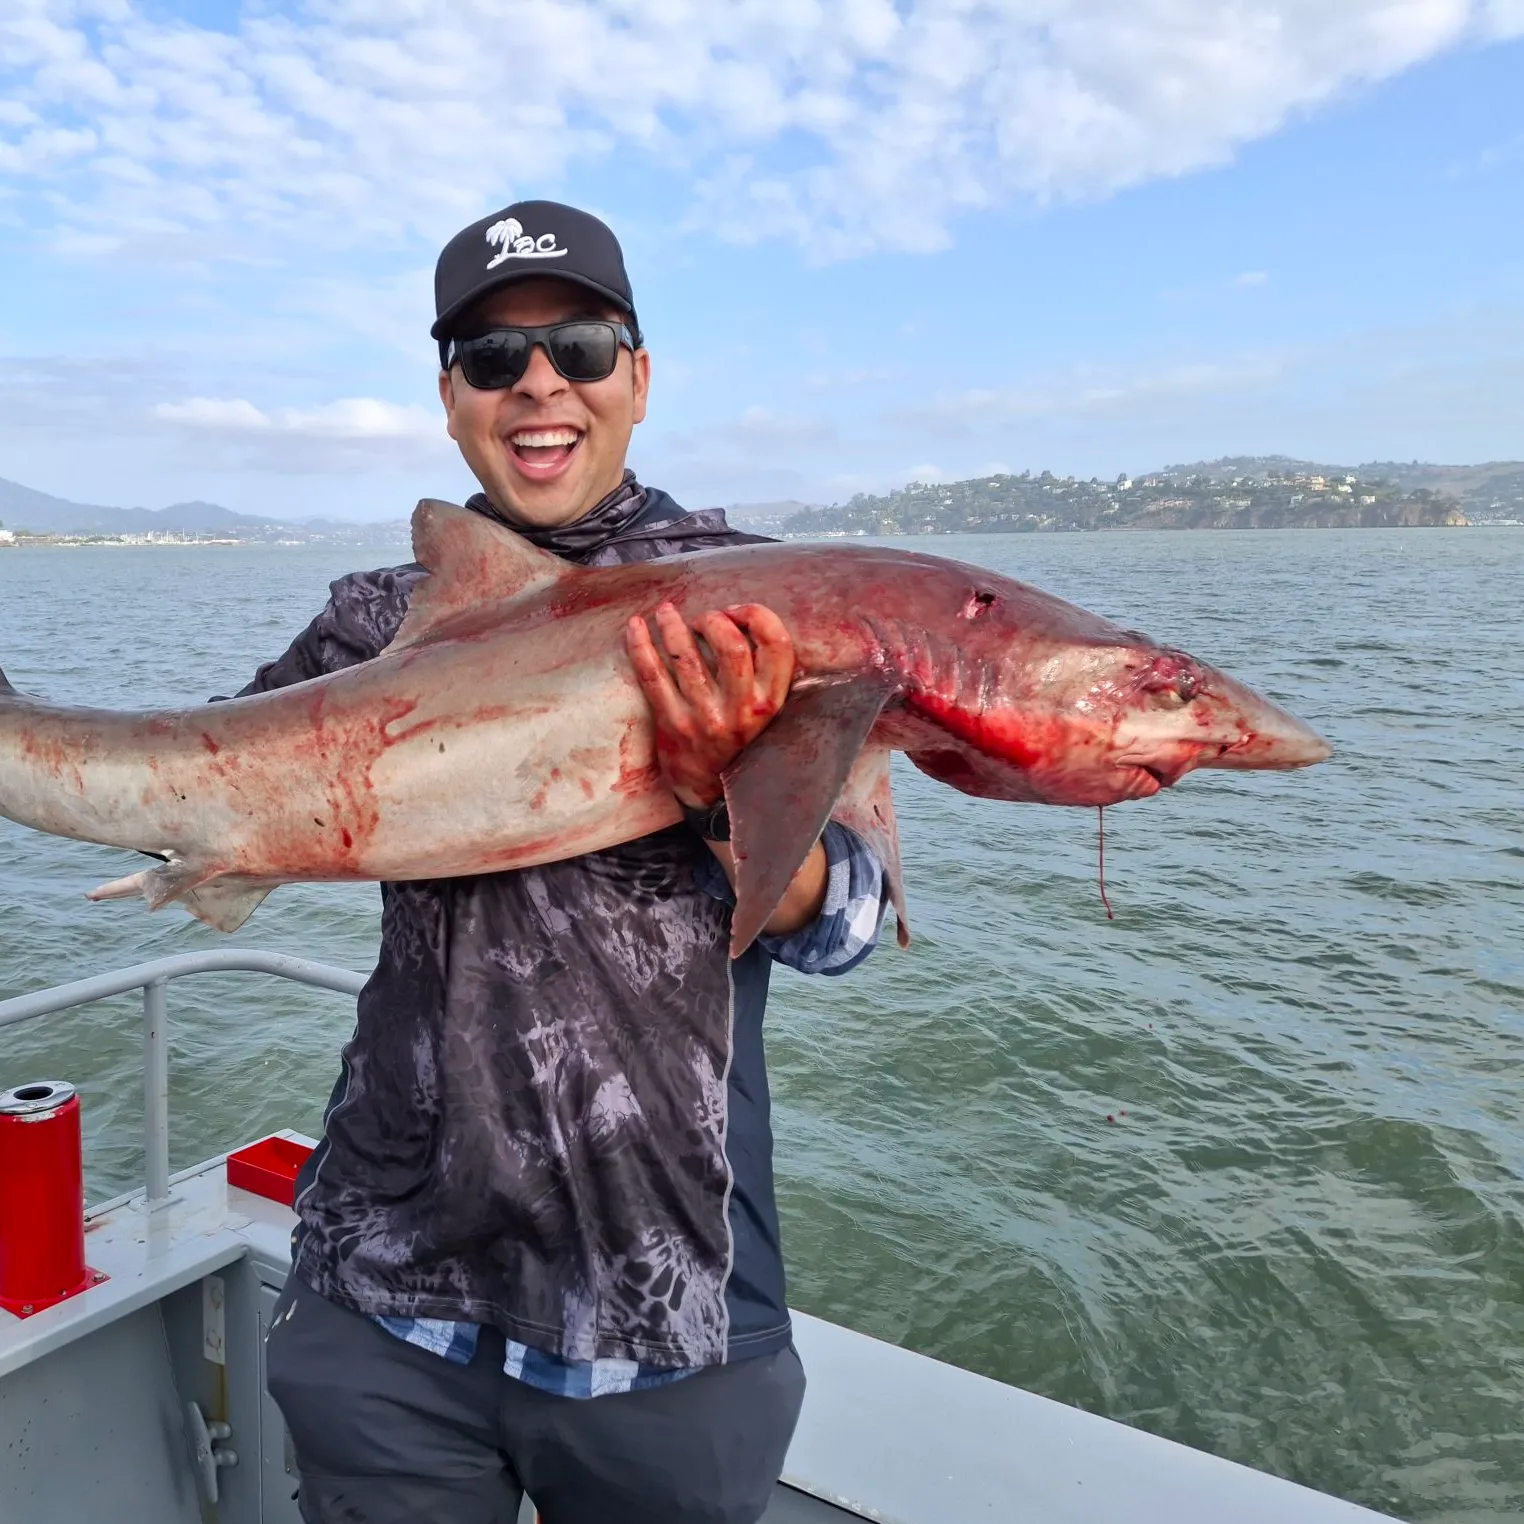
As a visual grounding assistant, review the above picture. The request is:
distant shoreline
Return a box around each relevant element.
[776,460,1520,537]
[0,533,410,549]
[6,521,1521,552]
[782,521,1503,540]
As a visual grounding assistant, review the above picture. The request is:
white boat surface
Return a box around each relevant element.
[0,950,1403,1522]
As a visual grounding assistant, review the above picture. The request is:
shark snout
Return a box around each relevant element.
[1197,670,1333,773]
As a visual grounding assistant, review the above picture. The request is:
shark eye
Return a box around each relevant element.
[1141,661,1201,706]
[961,590,998,621]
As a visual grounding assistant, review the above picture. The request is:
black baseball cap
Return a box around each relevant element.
[431,200,640,351]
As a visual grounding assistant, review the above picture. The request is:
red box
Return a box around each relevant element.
[226,1136,314,1207]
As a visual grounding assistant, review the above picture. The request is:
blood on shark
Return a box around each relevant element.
[0,500,1331,955]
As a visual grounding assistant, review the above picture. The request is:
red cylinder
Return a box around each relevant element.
[0,1080,91,1317]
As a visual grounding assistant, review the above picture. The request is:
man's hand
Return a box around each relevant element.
[625,601,827,937]
[625,602,794,808]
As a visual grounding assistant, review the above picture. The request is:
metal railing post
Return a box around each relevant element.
[142,979,171,1208]
[0,952,367,1211]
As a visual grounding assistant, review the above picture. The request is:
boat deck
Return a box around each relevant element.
[0,953,1403,1523]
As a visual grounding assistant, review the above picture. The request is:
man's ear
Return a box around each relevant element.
[631,347,651,427]
[438,368,460,442]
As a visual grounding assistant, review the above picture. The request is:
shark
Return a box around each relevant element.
[0,499,1331,953]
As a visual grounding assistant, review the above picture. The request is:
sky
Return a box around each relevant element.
[0,0,1521,521]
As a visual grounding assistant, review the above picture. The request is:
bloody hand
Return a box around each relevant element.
[625,602,795,809]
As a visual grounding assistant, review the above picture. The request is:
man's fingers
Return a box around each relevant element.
[726,604,795,711]
[625,616,692,736]
[691,611,757,713]
[653,603,721,715]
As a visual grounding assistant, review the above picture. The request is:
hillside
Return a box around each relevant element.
[0,476,389,541]
[700,500,813,535]
[782,460,1496,537]
[1162,457,1524,517]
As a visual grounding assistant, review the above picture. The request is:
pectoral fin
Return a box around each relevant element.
[723,673,899,956]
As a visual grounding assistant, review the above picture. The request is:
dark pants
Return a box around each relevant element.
[264,1277,806,1524]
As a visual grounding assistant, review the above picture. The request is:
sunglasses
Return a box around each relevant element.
[445,321,639,390]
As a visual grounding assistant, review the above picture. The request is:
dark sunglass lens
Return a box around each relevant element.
[548,323,619,381]
[460,331,529,389]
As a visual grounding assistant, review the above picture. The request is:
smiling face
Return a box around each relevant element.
[438,276,651,529]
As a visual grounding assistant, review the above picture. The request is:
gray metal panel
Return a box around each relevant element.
[0,1135,313,1384]
[159,1266,267,1524]
[785,1312,1399,1523]
[0,1304,201,1524]
[763,1484,867,1519]
[0,1180,247,1382]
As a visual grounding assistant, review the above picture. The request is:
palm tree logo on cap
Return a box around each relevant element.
[485,218,570,269]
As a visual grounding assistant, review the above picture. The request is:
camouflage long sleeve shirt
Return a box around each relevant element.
[242,479,888,1371]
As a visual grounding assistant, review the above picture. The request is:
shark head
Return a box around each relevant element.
[1100,645,1334,799]
[871,559,1333,808]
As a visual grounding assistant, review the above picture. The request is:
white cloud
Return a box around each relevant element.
[154,397,270,430]
[153,395,439,440]
[1,1,1519,260]
[147,391,449,472]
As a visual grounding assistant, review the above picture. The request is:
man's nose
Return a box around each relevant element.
[511,342,568,401]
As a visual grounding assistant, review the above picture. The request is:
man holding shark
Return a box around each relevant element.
[257,201,891,1524]
[0,197,1329,1524]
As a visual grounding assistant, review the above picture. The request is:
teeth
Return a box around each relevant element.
[511,429,580,448]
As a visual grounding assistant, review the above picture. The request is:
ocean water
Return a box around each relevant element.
[0,528,1520,1522]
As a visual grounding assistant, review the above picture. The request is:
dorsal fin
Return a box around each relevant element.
[388,499,575,652]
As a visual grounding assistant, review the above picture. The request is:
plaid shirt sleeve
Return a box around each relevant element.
[695,820,888,977]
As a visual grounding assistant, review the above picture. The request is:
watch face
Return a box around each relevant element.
[684,801,731,841]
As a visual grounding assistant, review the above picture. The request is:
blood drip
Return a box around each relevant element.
[1097,806,1115,921]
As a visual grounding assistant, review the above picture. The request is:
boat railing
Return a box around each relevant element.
[0,950,365,1209]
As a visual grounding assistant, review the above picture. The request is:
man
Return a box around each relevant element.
[258,200,889,1524]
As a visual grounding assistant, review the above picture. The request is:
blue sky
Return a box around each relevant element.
[1,0,1521,520]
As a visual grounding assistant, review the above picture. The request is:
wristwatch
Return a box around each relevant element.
[681,799,732,842]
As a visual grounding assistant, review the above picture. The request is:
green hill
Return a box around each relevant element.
[782,459,1520,537]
